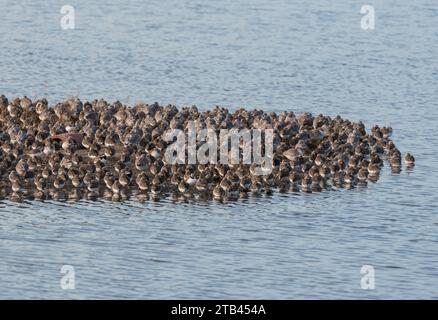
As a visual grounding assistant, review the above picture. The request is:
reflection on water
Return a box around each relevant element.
[1,0,438,298]
[0,165,407,204]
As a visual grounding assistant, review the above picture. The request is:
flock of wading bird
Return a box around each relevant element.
[0,96,415,202]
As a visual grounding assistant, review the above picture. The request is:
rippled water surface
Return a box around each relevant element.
[1,0,438,299]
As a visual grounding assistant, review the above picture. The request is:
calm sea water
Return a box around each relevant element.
[1,0,438,299]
